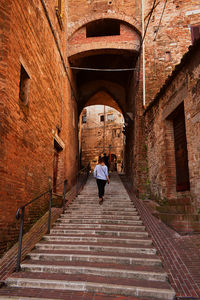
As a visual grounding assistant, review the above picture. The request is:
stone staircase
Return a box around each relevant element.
[0,174,176,299]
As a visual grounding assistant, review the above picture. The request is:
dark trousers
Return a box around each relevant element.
[96,179,107,198]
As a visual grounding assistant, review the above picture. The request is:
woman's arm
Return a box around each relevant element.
[105,166,109,183]
[107,175,110,184]
[93,166,97,178]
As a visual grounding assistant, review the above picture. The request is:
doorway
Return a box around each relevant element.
[171,103,190,191]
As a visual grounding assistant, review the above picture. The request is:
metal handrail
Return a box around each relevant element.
[15,164,90,272]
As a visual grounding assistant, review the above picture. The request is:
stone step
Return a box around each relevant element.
[69,203,135,207]
[56,218,143,225]
[5,273,175,299]
[74,197,132,200]
[43,235,152,245]
[77,195,130,199]
[53,223,146,231]
[35,242,157,255]
[20,260,167,281]
[59,214,140,220]
[64,210,138,216]
[67,207,137,212]
[54,222,145,232]
[28,250,162,266]
[50,228,148,238]
[0,287,161,300]
[0,297,59,300]
[74,200,133,204]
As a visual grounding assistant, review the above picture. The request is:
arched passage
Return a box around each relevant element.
[84,90,122,113]
[69,17,140,181]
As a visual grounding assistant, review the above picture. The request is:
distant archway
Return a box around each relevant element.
[84,90,122,114]
[79,104,125,171]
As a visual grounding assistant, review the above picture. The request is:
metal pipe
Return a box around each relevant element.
[76,173,79,196]
[103,105,106,153]
[16,207,25,272]
[63,179,67,213]
[142,0,146,107]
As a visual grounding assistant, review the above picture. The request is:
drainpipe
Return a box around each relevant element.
[103,105,105,153]
[141,0,146,107]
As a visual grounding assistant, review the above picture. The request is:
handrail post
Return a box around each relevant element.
[16,207,25,272]
[76,173,79,196]
[63,179,67,213]
[48,177,52,234]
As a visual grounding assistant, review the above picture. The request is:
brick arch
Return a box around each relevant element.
[68,13,141,40]
[84,90,123,115]
[78,80,126,115]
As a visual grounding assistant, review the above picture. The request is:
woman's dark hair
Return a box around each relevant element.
[98,157,105,164]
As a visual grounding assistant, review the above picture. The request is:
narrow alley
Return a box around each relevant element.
[1,0,200,299]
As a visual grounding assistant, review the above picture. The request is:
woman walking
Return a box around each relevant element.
[93,157,110,204]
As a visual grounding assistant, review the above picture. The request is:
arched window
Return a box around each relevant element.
[86,19,120,38]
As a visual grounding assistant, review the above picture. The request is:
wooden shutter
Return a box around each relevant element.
[172,103,190,191]
[191,25,200,44]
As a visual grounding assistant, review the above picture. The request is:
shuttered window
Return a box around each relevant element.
[171,103,190,192]
[191,25,200,44]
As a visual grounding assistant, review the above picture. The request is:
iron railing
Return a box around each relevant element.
[15,165,90,272]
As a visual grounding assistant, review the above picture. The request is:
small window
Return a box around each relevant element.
[165,51,172,62]
[82,114,87,123]
[112,129,116,138]
[86,19,120,38]
[19,65,30,105]
[100,115,104,122]
[107,114,114,122]
[116,129,121,137]
[190,25,200,44]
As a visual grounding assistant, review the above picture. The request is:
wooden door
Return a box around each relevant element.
[173,103,190,191]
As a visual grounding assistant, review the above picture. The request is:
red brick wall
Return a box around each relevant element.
[144,0,200,106]
[69,23,140,45]
[131,0,200,198]
[144,43,200,210]
[67,0,141,38]
[0,0,78,256]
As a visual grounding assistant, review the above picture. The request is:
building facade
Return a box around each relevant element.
[80,105,124,171]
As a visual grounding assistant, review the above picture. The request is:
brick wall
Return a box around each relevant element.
[0,0,78,256]
[144,41,200,211]
[67,0,141,37]
[144,0,200,106]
